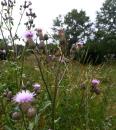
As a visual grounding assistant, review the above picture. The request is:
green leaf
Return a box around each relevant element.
[29,122,34,130]
[39,101,51,114]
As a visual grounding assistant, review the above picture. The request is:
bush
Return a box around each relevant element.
[102,38,116,58]
[75,39,116,65]
[75,42,105,65]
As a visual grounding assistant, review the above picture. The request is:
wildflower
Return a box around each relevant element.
[3,89,13,101]
[44,34,49,41]
[27,107,37,118]
[90,86,101,95]
[38,41,45,49]
[35,28,44,40]
[25,30,35,48]
[12,112,21,120]
[46,55,53,63]
[25,30,34,40]
[7,91,13,101]
[13,90,35,103]
[93,87,101,95]
[35,28,42,33]
[32,83,41,91]
[92,79,100,86]
[91,79,101,95]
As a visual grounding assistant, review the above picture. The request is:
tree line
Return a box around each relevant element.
[0,0,116,63]
[52,0,116,64]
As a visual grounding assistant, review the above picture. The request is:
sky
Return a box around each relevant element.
[0,0,105,43]
[15,0,105,33]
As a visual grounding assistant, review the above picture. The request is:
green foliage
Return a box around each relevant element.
[64,9,92,41]
[101,35,116,55]
[0,39,7,49]
[75,35,116,65]
[0,0,116,130]
[75,42,105,65]
[0,56,116,130]
[52,9,93,42]
[95,0,116,42]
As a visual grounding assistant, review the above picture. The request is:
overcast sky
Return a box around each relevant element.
[0,0,105,40]
[15,0,105,33]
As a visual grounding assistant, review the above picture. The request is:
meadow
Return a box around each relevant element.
[0,0,116,129]
[0,54,116,130]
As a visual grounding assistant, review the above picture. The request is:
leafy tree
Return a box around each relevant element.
[52,15,64,41]
[52,9,93,43]
[64,9,93,42]
[52,9,93,56]
[95,0,116,42]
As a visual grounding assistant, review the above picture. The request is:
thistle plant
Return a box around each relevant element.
[0,1,115,130]
[0,1,68,130]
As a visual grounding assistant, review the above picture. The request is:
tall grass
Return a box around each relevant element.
[0,56,116,130]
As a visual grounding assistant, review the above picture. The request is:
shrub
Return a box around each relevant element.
[75,42,105,65]
[75,36,116,64]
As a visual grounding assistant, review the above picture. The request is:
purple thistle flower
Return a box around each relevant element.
[25,30,34,40]
[32,83,41,91]
[92,79,100,86]
[13,90,35,103]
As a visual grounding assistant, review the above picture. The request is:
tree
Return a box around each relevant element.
[52,9,93,43]
[95,0,116,42]
[64,9,93,42]
[52,9,93,56]
[52,15,64,41]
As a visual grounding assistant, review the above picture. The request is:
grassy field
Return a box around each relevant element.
[0,55,116,130]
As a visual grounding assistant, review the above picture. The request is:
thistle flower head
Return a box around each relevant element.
[92,79,100,86]
[37,30,44,40]
[32,83,41,91]
[44,34,49,41]
[27,107,37,118]
[13,90,35,103]
[25,30,34,40]
[35,28,42,33]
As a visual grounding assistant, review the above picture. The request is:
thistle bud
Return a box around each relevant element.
[44,34,49,41]
[38,41,45,49]
[35,28,44,40]
[3,92,7,97]
[46,55,53,63]
[93,87,101,95]
[7,91,13,100]
[12,112,21,120]
[27,107,36,119]
[90,86,101,95]
[80,83,86,90]
[32,83,41,92]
